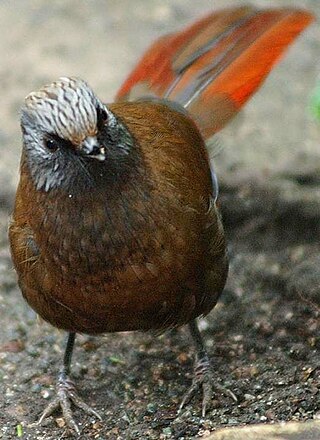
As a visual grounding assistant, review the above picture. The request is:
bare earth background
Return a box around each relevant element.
[0,1,319,439]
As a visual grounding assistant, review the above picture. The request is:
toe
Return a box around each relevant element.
[38,374,100,434]
[69,391,102,420]
[201,380,212,417]
[38,398,61,423]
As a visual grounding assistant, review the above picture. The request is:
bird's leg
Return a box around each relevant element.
[38,332,101,434]
[178,320,237,417]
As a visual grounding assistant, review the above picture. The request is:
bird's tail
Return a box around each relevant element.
[115,6,314,139]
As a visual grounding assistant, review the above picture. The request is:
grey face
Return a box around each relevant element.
[21,77,133,192]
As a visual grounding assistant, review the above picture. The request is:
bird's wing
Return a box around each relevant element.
[116,6,314,139]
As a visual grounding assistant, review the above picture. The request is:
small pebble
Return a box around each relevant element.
[55,417,65,428]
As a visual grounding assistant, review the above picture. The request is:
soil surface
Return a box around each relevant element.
[0,1,319,439]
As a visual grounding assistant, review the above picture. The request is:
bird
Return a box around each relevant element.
[9,5,313,435]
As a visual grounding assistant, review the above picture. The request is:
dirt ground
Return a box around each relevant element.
[0,1,319,439]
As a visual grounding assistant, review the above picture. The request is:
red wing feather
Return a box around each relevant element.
[115,6,255,101]
[116,6,314,138]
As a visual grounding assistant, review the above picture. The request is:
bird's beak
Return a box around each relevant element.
[80,136,106,161]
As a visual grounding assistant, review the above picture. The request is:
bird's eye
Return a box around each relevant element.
[44,136,60,152]
[97,107,108,126]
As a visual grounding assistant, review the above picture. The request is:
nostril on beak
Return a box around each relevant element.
[81,136,106,161]
[87,145,101,156]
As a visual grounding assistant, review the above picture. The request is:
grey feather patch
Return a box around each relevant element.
[20,76,134,192]
[26,235,40,257]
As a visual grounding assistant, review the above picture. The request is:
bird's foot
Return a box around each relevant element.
[38,371,101,435]
[178,354,237,417]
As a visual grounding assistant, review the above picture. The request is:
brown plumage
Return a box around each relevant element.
[11,102,227,334]
[9,6,313,434]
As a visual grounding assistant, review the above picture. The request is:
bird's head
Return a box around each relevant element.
[20,77,134,192]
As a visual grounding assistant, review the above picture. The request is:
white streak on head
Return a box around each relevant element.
[22,77,103,144]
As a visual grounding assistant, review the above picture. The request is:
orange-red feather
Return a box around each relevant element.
[116,6,314,138]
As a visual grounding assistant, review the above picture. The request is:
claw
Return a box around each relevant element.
[38,372,101,434]
[178,354,237,417]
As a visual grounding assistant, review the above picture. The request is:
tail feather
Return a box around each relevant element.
[116,6,314,139]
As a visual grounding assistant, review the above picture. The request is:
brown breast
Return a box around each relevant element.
[9,102,228,334]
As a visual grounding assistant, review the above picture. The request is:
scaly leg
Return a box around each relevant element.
[38,332,101,434]
[179,320,237,417]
